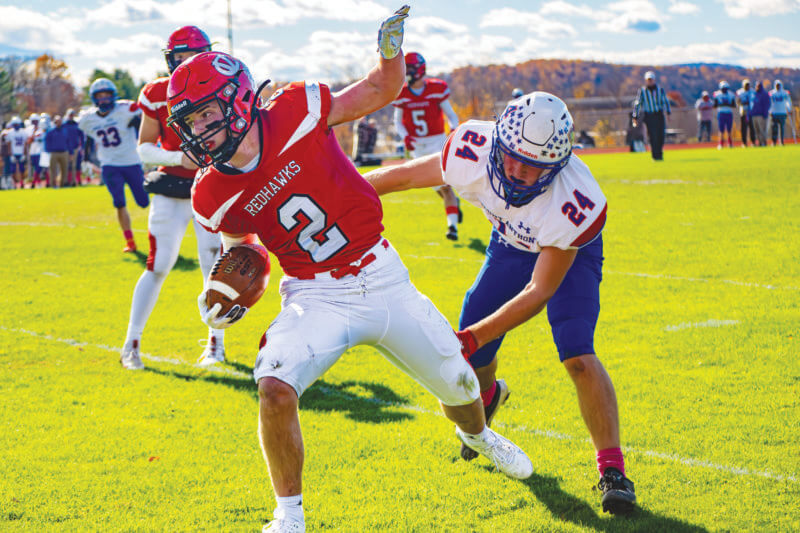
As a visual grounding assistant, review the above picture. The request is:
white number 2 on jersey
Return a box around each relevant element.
[278,194,349,262]
[411,109,428,136]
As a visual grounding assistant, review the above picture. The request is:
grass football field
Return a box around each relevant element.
[1,146,798,532]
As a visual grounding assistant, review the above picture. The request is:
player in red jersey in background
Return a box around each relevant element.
[119,26,225,370]
[167,6,532,532]
[392,52,462,240]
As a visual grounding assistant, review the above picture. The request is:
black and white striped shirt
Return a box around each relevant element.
[633,85,671,117]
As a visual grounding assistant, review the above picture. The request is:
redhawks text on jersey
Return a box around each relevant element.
[192,81,385,278]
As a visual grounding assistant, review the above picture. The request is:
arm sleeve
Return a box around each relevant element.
[393,106,408,138]
[138,142,184,167]
[440,99,459,130]
[663,89,671,114]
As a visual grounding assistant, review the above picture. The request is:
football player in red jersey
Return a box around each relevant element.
[119,26,225,371]
[167,7,532,532]
[392,52,462,240]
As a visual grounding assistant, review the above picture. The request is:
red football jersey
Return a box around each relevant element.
[192,81,385,278]
[138,77,196,179]
[391,78,451,137]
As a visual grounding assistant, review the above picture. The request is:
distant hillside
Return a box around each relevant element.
[443,60,799,117]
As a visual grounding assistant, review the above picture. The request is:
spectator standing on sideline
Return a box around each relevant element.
[712,81,736,149]
[44,115,70,188]
[62,109,85,186]
[632,71,671,160]
[749,81,770,146]
[736,79,755,147]
[0,123,12,190]
[768,80,792,146]
[695,91,713,142]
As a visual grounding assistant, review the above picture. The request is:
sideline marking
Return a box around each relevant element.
[0,221,148,233]
[665,319,739,332]
[402,254,800,291]
[2,325,796,485]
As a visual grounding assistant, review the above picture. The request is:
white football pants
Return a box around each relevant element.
[124,194,222,345]
[253,239,480,407]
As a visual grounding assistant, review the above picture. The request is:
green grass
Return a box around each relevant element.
[1,146,799,532]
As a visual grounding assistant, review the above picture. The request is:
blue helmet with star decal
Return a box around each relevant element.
[488,91,574,207]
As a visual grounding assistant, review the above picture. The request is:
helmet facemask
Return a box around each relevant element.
[168,79,254,168]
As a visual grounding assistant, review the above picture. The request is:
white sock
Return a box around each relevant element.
[446,213,459,227]
[209,329,224,345]
[461,426,490,443]
[274,494,304,523]
[124,270,167,346]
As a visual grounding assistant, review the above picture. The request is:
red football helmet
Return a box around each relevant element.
[405,52,426,84]
[164,25,212,73]
[167,51,257,167]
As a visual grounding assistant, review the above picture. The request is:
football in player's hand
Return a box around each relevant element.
[206,244,270,315]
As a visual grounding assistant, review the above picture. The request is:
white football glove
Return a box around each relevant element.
[377,5,410,59]
[197,291,248,329]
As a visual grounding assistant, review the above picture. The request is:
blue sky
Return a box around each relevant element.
[1,0,799,87]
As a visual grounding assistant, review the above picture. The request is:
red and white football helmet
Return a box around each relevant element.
[167,51,257,167]
[405,52,426,84]
[164,25,212,73]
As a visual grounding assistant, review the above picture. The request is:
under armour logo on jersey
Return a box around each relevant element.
[212,55,240,77]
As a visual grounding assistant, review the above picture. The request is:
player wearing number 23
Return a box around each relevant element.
[366,91,637,515]
[169,6,533,532]
[79,78,148,252]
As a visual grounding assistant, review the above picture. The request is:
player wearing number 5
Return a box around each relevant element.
[392,52,462,241]
[79,78,149,253]
[366,92,637,515]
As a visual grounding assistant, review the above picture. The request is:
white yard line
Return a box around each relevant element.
[2,325,796,484]
[665,319,740,332]
[403,254,800,291]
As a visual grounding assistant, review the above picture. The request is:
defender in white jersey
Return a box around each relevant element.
[367,92,636,515]
[79,78,149,252]
[6,117,29,189]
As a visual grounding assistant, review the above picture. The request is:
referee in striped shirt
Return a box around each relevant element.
[633,71,671,160]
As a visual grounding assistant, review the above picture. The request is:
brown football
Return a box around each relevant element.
[206,244,270,316]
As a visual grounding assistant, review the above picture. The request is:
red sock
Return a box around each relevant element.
[76,171,82,185]
[480,380,497,406]
[445,206,459,216]
[123,230,134,241]
[596,447,625,476]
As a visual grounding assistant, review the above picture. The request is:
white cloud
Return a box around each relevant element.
[540,1,594,16]
[480,8,578,37]
[597,1,666,33]
[668,1,701,15]
[718,0,800,18]
[0,6,86,56]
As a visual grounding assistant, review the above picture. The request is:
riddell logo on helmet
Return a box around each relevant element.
[212,55,240,76]
[171,99,190,113]
[517,147,536,158]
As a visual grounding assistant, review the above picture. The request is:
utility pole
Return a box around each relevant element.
[227,0,234,54]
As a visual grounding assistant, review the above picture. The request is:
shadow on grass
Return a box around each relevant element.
[521,472,708,532]
[452,237,487,256]
[145,366,413,424]
[122,250,198,271]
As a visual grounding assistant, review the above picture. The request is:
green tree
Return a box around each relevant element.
[0,68,16,120]
[85,68,144,104]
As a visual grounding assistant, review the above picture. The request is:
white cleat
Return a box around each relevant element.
[262,518,305,533]
[456,426,533,480]
[120,340,144,370]
[196,336,225,367]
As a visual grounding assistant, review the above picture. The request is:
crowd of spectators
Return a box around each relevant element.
[695,77,794,148]
[0,110,93,191]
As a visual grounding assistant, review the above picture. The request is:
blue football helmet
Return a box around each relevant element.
[488,91,574,208]
[90,78,118,113]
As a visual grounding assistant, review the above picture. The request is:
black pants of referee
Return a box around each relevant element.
[643,111,666,160]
